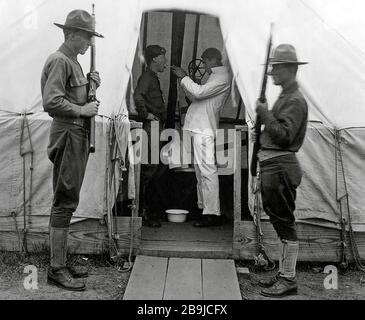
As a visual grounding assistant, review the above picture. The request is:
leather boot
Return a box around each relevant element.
[193,214,222,227]
[68,266,89,278]
[260,240,299,297]
[260,276,298,297]
[48,267,86,291]
[48,227,86,291]
[258,273,282,288]
[143,216,161,228]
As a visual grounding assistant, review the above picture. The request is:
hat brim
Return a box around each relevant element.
[54,23,104,38]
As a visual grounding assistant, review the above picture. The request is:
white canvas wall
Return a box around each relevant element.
[0,0,364,227]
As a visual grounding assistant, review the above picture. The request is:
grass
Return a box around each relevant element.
[0,248,132,300]
[0,245,129,278]
[1,246,362,276]
[235,257,363,274]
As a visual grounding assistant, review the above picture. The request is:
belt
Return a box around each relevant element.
[53,116,87,128]
[258,149,293,162]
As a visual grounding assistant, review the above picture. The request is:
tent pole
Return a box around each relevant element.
[166,11,186,129]
[142,12,149,72]
[142,12,148,52]
[192,13,200,61]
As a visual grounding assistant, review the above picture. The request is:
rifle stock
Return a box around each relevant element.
[88,4,97,153]
[250,116,261,177]
[250,24,273,177]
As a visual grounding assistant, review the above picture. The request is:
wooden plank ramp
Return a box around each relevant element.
[164,258,202,300]
[123,255,241,300]
[202,259,242,300]
[123,256,168,300]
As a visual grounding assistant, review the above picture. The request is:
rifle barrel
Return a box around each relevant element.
[89,4,97,154]
[250,23,274,177]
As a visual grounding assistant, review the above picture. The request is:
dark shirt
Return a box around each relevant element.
[260,81,308,152]
[133,68,166,122]
[41,43,88,118]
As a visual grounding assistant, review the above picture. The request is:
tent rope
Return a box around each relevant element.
[11,212,26,253]
[335,130,348,271]
[106,115,135,272]
[252,170,275,271]
[335,129,365,272]
[115,114,135,272]
[19,113,34,253]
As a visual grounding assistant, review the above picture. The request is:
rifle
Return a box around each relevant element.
[250,23,273,177]
[88,4,97,153]
[251,23,275,272]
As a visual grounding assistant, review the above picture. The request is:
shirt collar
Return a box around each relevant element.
[58,43,78,62]
[211,66,228,74]
[280,80,299,96]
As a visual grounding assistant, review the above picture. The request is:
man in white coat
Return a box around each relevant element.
[171,48,231,227]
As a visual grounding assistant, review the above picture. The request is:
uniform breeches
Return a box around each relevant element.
[140,120,164,217]
[47,120,89,228]
[260,154,302,241]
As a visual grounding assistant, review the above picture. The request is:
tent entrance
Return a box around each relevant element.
[123,9,249,258]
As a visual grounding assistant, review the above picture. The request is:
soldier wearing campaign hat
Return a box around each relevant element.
[252,44,308,297]
[41,9,103,291]
[53,9,104,37]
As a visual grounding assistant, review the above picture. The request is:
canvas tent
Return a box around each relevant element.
[0,0,365,256]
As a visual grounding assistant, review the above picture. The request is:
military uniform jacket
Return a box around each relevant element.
[260,81,308,152]
[133,68,166,122]
[41,43,88,118]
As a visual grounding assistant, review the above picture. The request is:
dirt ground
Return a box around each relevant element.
[1,251,364,300]
[237,261,365,300]
[0,251,130,300]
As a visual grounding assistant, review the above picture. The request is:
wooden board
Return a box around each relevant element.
[163,258,202,300]
[139,221,233,259]
[0,217,142,255]
[141,221,233,241]
[233,126,244,258]
[123,256,242,300]
[0,215,87,233]
[123,255,168,300]
[139,248,233,259]
[202,259,241,300]
[238,221,365,262]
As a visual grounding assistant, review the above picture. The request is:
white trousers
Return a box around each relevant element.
[184,131,220,216]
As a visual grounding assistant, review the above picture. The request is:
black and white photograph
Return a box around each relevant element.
[0,0,365,307]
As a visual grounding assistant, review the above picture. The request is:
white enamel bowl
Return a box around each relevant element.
[166,209,189,223]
